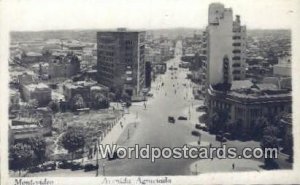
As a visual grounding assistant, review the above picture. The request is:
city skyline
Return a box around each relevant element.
[1,0,297,31]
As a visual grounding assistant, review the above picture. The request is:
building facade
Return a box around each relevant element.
[207,85,292,135]
[22,83,52,106]
[48,53,81,79]
[206,3,246,85]
[97,29,146,97]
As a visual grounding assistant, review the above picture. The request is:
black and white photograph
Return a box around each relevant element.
[0,0,299,184]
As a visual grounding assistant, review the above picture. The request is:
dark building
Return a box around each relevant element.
[145,61,152,88]
[97,29,146,97]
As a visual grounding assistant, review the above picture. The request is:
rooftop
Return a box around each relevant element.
[25,83,50,91]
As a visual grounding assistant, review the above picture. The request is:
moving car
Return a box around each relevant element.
[178,116,188,120]
[168,116,175,123]
[195,123,208,131]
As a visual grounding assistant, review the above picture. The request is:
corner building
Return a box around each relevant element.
[97,29,146,97]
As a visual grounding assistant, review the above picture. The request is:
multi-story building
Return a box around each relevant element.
[97,29,146,97]
[22,83,52,106]
[273,55,291,77]
[48,53,81,79]
[206,3,246,85]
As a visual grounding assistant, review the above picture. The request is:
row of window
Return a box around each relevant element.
[98,56,114,62]
[98,51,114,56]
[98,44,115,50]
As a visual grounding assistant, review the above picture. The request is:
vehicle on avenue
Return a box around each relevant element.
[57,160,73,169]
[71,162,84,171]
[216,135,227,142]
[191,130,201,137]
[41,161,57,171]
[178,116,188,120]
[168,116,176,123]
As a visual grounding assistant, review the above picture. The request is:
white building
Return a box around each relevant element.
[273,55,291,77]
[206,3,246,85]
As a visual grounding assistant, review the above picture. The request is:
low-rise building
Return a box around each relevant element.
[273,55,291,77]
[48,53,80,79]
[22,83,52,106]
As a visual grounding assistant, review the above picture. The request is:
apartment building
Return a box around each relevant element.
[206,3,246,85]
[97,29,146,97]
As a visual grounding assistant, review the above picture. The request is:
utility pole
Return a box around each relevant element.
[96,139,99,177]
[103,163,106,176]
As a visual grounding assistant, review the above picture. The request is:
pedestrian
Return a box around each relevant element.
[232,163,235,170]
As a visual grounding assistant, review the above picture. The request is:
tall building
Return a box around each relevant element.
[206,3,246,85]
[97,29,146,97]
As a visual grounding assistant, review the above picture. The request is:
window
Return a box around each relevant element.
[233,43,241,47]
[232,56,241,60]
[233,50,241,54]
[232,63,241,67]
[233,36,241,40]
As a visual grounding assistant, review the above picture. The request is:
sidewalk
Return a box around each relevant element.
[100,112,139,146]
[190,158,263,175]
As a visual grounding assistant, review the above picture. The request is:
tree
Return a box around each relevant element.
[263,125,279,138]
[61,127,85,161]
[28,137,47,164]
[48,100,59,113]
[284,132,293,162]
[9,143,33,176]
[93,93,109,109]
[28,99,39,109]
[261,125,279,169]
[211,109,229,133]
[252,116,269,139]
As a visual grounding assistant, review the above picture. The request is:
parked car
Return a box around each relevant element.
[28,165,43,173]
[201,123,208,131]
[191,130,201,137]
[216,135,227,142]
[147,93,153,97]
[195,124,202,130]
[58,160,73,169]
[178,116,188,120]
[168,116,175,123]
[71,162,83,171]
[196,105,208,112]
[224,132,233,140]
[41,161,56,171]
[84,163,99,172]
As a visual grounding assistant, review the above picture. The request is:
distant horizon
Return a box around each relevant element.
[10,27,292,33]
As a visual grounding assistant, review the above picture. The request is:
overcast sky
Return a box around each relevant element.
[2,0,299,31]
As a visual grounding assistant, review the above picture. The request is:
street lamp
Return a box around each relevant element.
[102,163,106,176]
